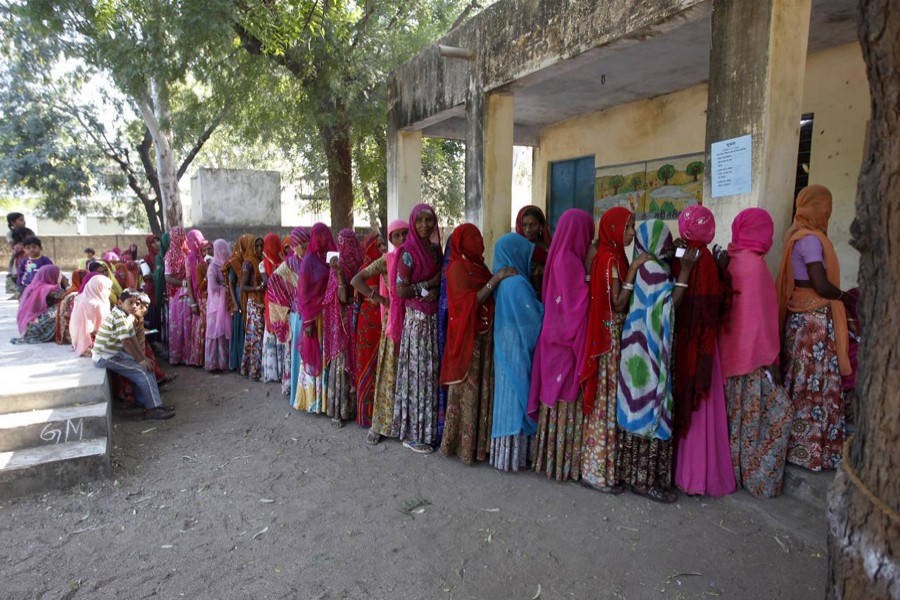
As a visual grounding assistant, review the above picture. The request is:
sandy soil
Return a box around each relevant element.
[1,363,827,600]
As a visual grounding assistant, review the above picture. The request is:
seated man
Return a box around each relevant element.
[91,288,175,421]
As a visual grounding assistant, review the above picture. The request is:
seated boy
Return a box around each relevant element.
[17,235,53,294]
[92,288,175,420]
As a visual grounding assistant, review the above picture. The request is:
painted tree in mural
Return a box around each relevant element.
[657,163,676,186]
[826,1,899,597]
[629,175,644,192]
[609,174,625,195]
[686,160,704,182]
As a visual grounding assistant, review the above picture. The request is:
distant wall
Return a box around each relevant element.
[191,168,281,227]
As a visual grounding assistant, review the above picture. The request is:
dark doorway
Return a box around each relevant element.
[549,156,595,231]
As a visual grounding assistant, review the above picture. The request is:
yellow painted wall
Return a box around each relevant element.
[535,42,869,287]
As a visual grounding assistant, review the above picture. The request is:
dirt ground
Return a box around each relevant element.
[1,363,828,600]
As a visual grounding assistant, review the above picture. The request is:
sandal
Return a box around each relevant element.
[583,482,625,495]
[402,440,434,454]
[365,430,382,445]
[330,419,344,429]
[633,485,677,504]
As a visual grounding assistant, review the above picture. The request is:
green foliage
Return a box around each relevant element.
[609,174,625,194]
[629,175,643,191]
[686,160,704,181]
[421,138,465,225]
[656,164,676,185]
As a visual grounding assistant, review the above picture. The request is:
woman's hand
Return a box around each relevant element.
[678,247,701,271]
[303,323,316,338]
[329,257,340,271]
[630,253,653,271]
[424,288,439,303]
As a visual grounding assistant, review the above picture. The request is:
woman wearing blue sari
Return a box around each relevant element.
[490,233,544,472]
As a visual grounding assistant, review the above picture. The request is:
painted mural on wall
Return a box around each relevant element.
[594,152,705,220]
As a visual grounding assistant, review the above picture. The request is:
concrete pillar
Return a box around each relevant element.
[703,0,811,262]
[387,129,422,224]
[466,91,515,267]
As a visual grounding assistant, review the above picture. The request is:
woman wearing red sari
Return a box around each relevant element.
[353,233,386,428]
[439,223,516,464]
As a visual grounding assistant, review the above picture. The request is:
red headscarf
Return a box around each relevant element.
[262,233,285,277]
[440,224,494,384]
[673,205,727,438]
[580,207,632,412]
[143,234,160,265]
[387,204,441,347]
[323,229,364,375]
[298,223,337,375]
[164,226,188,297]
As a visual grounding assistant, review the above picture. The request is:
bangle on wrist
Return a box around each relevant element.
[485,281,494,291]
[621,282,635,291]
[674,282,688,288]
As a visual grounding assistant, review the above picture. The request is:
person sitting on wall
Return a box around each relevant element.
[91,288,175,421]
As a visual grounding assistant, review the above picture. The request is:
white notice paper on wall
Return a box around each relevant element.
[711,134,752,197]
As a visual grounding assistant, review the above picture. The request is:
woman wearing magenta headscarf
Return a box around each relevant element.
[720,208,793,498]
[266,227,310,401]
[323,229,364,427]
[352,220,409,444]
[527,208,594,481]
[11,265,65,344]
[205,239,233,371]
[164,226,192,365]
[297,223,337,413]
[391,204,443,453]
[672,205,735,497]
[185,229,209,367]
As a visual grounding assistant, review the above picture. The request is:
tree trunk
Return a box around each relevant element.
[136,83,183,230]
[826,2,900,598]
[317,98,354,232]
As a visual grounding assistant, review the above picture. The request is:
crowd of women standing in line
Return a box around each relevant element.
[13,184,855,503]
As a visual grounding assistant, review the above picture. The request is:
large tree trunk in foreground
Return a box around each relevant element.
[137,81,183,230]
[826,1,900,598]
[318,98,354,232]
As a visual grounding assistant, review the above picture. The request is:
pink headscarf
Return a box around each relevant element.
[527,209,594,416]
[678,205,716,245]
[382,219,409,330]
[323,229,364,375]
[185,229,208,300]
[17,265,61,335]
[70,275,113,355]
[164,226,188,296]
[719,208,780,377]
[206,239,232,341]
[298,223,337,374]
[290,226,311,249]
[387,204,441,347]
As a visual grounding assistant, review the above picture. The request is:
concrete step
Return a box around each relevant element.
[0,402,110,453]
[0,438,110,500]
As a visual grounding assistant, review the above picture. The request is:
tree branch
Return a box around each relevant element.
[177,115,222,180]
[451,0,481,30]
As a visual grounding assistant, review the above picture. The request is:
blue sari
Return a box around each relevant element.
[228,269,246,371]
[436,235,452,445]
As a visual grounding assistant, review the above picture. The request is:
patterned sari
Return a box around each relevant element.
[355,234,384,427]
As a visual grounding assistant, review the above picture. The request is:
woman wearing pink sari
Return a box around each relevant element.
[205,239,233,371]
[323,229,364,426]
[351,220,409,445]
[527,208,594,481]
[672,206,735,497]
[164,226,192,365]
[720,208,793,497]
[297,223,336,413]
[185,229,209,366]
[391,204,443,453]
[70,275,114,356]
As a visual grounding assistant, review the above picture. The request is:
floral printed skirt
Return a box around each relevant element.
[783,306,844,471]
[187,296,207,367]
[11,307,58,345]
[167,289,192,365]
[615,431,673,491]
[294,315,325,414]
[262,328,286,383]
[440,331,494,465]
[725,367,794,498]
[325,352,355,422]
[392,308,439,446]
[240,298,264,380]
[534,398,584,482]
[370,336,398,437]
[581,316,623,489]
[205,335,230,371]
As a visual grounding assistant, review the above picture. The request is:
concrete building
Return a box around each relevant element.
[387,0,864,285]
[190,168,282,228]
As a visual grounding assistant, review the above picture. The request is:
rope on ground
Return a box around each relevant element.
[841,435,900,525]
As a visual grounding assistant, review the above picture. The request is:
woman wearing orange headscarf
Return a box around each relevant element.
[226,235,266,380]
[775,185,851,471]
